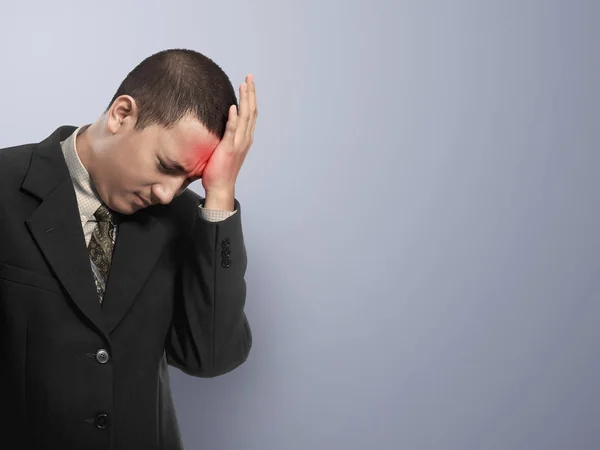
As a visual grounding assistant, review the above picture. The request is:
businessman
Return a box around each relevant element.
[0,48,256,449]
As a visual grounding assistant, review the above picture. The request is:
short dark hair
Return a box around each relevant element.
[106,48,238,138]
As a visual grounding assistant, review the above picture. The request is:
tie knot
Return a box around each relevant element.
[94,204,113,223]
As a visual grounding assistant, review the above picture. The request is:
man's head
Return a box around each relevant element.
[80,48,238,214]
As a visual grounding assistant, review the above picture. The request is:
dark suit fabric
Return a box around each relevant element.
[0,126,252,449]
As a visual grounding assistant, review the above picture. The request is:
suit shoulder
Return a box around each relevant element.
[0,143,35,186]
[0,142,35,163]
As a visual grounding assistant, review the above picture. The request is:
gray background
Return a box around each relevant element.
[1,1,598,449]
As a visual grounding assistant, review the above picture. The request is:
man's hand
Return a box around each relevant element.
[202,74,258,211]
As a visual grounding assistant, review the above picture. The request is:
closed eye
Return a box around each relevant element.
[158,159,177,173]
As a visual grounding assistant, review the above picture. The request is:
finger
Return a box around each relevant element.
[247,74,258,141]
[235,81,250,144]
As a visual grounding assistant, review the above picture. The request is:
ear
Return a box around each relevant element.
[107,95,139,134]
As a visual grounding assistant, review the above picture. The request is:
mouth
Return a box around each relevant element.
[137,195,151,207]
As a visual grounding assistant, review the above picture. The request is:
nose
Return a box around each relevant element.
[152,179,186,205]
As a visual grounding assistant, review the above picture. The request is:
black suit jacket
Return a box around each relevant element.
[0,126,252,449]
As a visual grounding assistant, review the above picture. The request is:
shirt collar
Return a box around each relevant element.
[60,125,103,224]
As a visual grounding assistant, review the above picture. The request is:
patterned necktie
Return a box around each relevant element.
[88,204,116,305]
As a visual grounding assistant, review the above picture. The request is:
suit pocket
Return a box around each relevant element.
[0,262,63,294]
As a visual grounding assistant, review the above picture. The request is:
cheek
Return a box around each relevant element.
[109,158,133,179]
[104,152,146,187]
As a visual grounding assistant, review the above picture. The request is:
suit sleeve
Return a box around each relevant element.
[165,197,252,377]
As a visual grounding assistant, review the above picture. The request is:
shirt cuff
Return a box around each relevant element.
[198,205,238,222]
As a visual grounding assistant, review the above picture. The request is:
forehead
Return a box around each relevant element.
[155,116,220,166]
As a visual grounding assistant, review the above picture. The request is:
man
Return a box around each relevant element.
[0,48,256,449]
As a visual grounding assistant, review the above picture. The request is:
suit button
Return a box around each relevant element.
[221,238,230,248]
[96,349,110,364]
[95,413,108,429]
[221,258,231,268]
[222,248,231,258]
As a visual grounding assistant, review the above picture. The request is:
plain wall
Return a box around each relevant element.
[0,1,598,449]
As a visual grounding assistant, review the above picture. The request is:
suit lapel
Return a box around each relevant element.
[23,126,109,336]
[101,209,169,334]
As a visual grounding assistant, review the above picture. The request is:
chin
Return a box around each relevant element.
[107,198,134,215]
[121,204,140,215]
